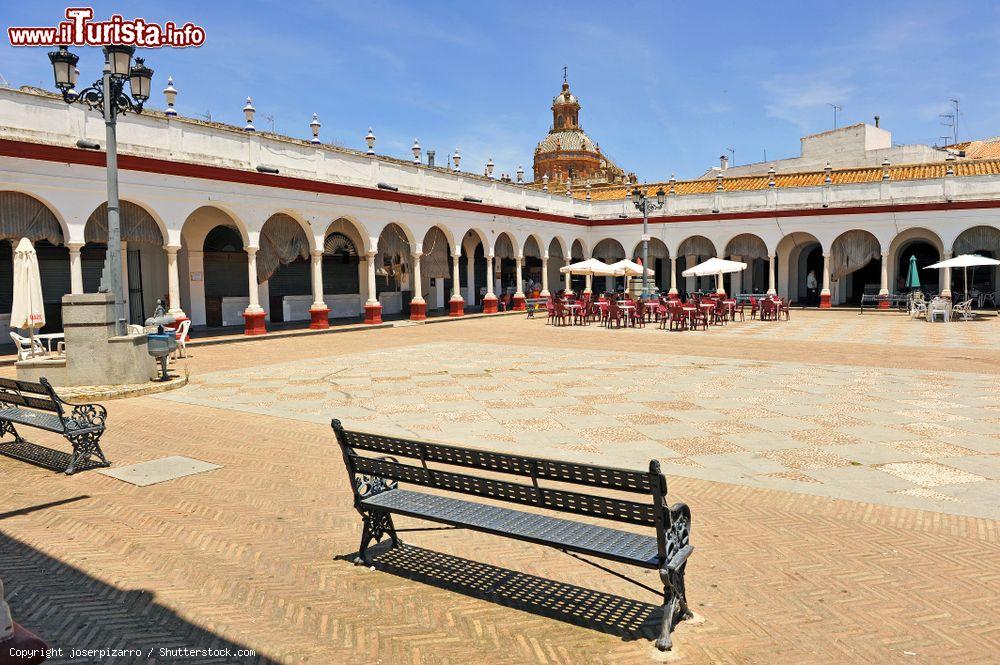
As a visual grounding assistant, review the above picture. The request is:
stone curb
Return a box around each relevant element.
[58,374,189,402]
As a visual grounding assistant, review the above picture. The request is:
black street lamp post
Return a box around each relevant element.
[631,186,666,298]
[48,45,153,336]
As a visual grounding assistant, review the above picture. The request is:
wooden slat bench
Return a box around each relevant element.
[0,377,109,475]
[333,419,694,650]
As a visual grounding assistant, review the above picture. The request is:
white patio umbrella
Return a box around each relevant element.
[558,258,624,276]
[682,257,748,294]
[924,254,1000,300]
[10,237,46,357]
[608,259,654,296]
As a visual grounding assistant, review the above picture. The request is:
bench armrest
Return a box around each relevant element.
[65,403,107,431]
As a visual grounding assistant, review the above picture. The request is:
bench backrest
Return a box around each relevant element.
[0,377,65,420]
[333,419,671,556]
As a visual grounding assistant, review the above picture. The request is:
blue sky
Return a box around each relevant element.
[3,1,1000,182]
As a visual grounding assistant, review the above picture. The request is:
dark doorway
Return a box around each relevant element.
[896,242,939,293]
[203,226,248,327]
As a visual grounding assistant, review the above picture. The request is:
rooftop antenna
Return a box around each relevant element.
[726,147,735,166]
[194,109,212,122]
[827,103,843,129]
[263,113,275,133]
[563,65,568,83]
[939,111,956,146]
[949,98,959,143]
[0,72,9,88]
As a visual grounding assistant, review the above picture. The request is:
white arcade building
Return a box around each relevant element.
[0,84,998,336]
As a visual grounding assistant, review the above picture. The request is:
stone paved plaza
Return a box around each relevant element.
[1,310,998,663]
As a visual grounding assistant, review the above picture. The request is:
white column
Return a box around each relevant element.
[821,253,831,295]
[245,247,263,312]
[514,256,525,298]
[411,251,424,303]
[730,255,742,295]
[310,249,325,309]
[879,251,889,296]
[669,256,678,294]
[366,250,378,305]
[767,254,776,295]
[464,248,475,304]
[941,250,952,298]
[485,255,495,297]
[564,257,573,294]
[685,255,697,294]
[165,245,185,316]
[68,242,84,294]
[540,255,550,297]
[450,251,462,301]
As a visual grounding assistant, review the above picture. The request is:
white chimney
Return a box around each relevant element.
[720,155,729,171]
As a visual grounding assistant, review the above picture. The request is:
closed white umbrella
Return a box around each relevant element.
[608,259,654,277]
[925,254,1000,300]
[10,237,46,357]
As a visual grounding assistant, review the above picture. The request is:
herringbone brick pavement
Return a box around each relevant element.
[0,313,997,664]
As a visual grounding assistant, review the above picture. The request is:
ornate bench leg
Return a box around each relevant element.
[354,511,399,566]
[655,565,690,651]
[64,431,110,475]
[0,420,25,444]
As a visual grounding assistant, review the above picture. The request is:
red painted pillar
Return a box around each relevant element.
[243,310,267,335]
[819,293,831,309]
[482,295,498,313]
[410,299,427,321]
[449,297,465,317]
[309,306,330,329]
[364,302,383,324]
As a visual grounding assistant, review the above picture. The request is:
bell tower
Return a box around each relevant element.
[551,67,580,130]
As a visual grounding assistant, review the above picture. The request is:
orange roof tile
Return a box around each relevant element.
[578,159,1000,201]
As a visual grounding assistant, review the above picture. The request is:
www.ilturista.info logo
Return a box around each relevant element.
[8,7,206,48]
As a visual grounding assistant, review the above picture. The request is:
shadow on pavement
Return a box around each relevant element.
[0,530,277,664]
[343,542,663,643]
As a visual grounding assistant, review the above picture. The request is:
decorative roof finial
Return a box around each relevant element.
[563,65,568,84]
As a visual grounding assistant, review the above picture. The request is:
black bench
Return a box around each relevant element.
[0,377,109,475]
[333,419,694,650]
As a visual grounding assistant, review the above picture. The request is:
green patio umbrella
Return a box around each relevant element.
[905,255,920,288]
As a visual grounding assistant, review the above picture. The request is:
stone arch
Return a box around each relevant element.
[0,191,70,329]
[631,238,669,291]
[676,235,717,258]
[592,238,625,262]
[952,224,1000,256]
[570,238,587,261]
[887,228,944,294]
[829,229,882,305]
[373,222,413,314]
[493,231,518,259]
[179,206,251,327]
[0,191,67,245]
[547,235,568,259]
[84,199,169,246]
[775,231,822,303]
[323,216,370,255]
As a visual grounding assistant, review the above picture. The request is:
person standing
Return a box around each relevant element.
[806,269,818,306]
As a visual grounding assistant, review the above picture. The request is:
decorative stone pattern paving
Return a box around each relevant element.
[157,341,1000,519]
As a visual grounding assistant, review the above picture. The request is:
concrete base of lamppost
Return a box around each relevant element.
[16,293,156,387]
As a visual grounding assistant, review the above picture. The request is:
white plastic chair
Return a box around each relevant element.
[928,298,950,323]
[9,331,45,360]
[127,324,144,335]
[952,299,974,321]
[173,319,191,359]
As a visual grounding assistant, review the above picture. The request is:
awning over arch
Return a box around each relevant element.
[257,214,310,284]
[593,238,625,261]
[494,234,516,260]
[635,239,668,260]
[421,227,451,278]
[677,236,715,257]
[377,224,411,285]
[953,225,1000,255]
[725,234,768,260]
[324,232,358,256]
[85,201,162,244]
[0,192,64,245]
[831,231,880,281]
[523,237,542,258]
